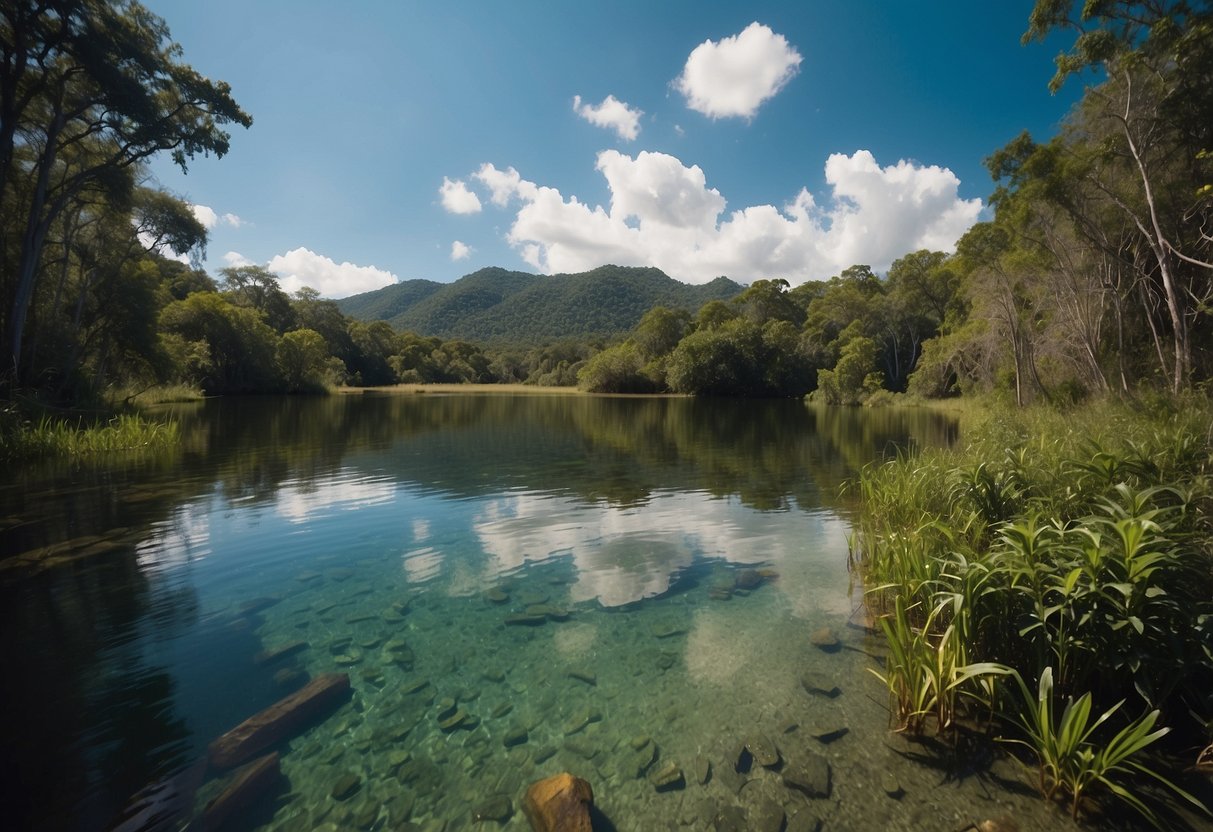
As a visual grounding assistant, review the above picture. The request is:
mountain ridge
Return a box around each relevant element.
[337,265,744,344]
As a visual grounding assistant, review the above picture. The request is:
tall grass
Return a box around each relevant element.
[0,412,180,460]
[852,399,1213,823]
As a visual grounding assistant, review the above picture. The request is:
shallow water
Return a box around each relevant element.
[0,394,1094,831]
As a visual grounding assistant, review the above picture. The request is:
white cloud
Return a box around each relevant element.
[267,247,398,297]
[223,250,253,268]
[190,204,243,229]
[572,93,643,141]
[456,149,982,284]
[473,163,537,207]
[438,177,482,214]
[450,240,472,261]
[676,22,802,119]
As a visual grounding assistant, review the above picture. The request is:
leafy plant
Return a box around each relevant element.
[1001,667,1206,825]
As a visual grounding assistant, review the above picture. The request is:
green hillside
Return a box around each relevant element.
[336,265,743,343]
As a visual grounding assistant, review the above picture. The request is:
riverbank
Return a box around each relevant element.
[850,396,1213,825]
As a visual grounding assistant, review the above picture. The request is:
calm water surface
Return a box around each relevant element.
[0,394,1077,831]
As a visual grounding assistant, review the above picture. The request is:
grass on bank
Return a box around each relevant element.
[851,396,1213,826]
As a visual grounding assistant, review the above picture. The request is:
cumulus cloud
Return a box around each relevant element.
[451,149,982,284]
[473,163,538,207]
[572,94,643,140]
[190,204,243,229]
[267,247,398,297]
[223,250,253,268]
[676,22,802,119]
[450,240,472,261]
[438,177,482,214]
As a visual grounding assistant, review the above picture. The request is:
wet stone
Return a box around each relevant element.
[532,746,557,764]
[331,773,361,801]
[503,725,528,747]
[481,668,506,683]
[743,735,780,768]
[490,702,513,719]
[749,797,785,832]
[564,738,597,760]
[402,678,430,695]
[387,749,411,768]
[649,760,685,791]
[352,801,379,829]
[629,735,651,751]
[787,809,823,832]
[656,652,677,670]
[527,604,570,621]
[735,569,763,590]
[809,626,840,652]
[483,588,510,604]
[651,623,687,638]
[713,805,748,831]
[800,671,841,698]
[631,740,658,777]
[471,795,512,823]
[439,707,470,731]
[782,754,831,799]
[563,708,602,735]
[692,755,711,785]
[504,613,547,627]
[881,772,903,798]
[517,590,549,606]
[567,668,597,686]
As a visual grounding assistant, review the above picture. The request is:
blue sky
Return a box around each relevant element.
[145,1,1086,296]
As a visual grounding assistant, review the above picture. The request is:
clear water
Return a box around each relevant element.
[0,394,1088,831]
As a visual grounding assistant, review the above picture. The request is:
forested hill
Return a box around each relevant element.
[337,266,743,343]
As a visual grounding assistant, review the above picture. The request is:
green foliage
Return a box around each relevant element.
[854,400,1213,820]
[337,266,742,344]
[577,343,660,393]
[277,329,332,392]
[159,292,282,393]
[0,412,179,461]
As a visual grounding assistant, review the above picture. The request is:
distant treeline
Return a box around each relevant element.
[1,0,1209,407]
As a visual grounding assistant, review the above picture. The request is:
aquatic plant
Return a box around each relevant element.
[0,413,180,460]
[1001,667,1206,825]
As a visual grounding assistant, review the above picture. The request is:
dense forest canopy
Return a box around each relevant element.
[1,0,1210,404]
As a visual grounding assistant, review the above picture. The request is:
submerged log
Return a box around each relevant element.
[208,673,350,769]
[200,752,281,830]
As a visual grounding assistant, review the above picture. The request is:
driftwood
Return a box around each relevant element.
[201,753,281,830]
[208,673,349,769]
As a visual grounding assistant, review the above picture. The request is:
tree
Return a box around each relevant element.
[2,0,251,385]
[277,328,330,392]
[220,265,296,334]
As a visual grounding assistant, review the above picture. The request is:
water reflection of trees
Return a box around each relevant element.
[0,393,956,829]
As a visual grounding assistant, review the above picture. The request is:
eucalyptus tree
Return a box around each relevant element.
[1,0,250,385]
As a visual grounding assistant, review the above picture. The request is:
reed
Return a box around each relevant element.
[1,412,180,460]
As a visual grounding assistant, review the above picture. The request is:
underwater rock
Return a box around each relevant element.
[505,613,547,627]
[629,735,651,750]
[692,754,711,785]
[330,772,361,801]
[255,641,308,666]
[748,797,785,832]
[567,668,597,686]
[351,800,379,829]
[401,678,430,695]
[782,754,831,798]
[201,752,281,830]
[490,702,513,719]
[564,738,597,760]
[805,711,849,744]
[472,795,513,823]
[735,569,763,590]
[562,708,602,735]
[503,725,528,747]
[656,652,677,670]
[522,772,593,832]
[651,622,687,638]
[712,805,748,831]
[800,671,841,698]
[881,772,903,798]
[483,587,510,604]
[786,808,823,832]
[328,567,354,581]
[482,668,506,683]
[630,740,658,777]
[295,571,323,583]
[649,760,685,791]
[517,590,550,606]
[809,627,840,652]
[438,707,471,731]
[527,604,570,621]
[533,746,557,764]
[743,735,780,768]
[436,697,457,720]
[209,673,350,769]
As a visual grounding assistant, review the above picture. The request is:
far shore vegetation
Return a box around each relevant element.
[2,0,1211,825]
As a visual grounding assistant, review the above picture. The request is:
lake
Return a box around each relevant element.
[0,393,1075,831]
